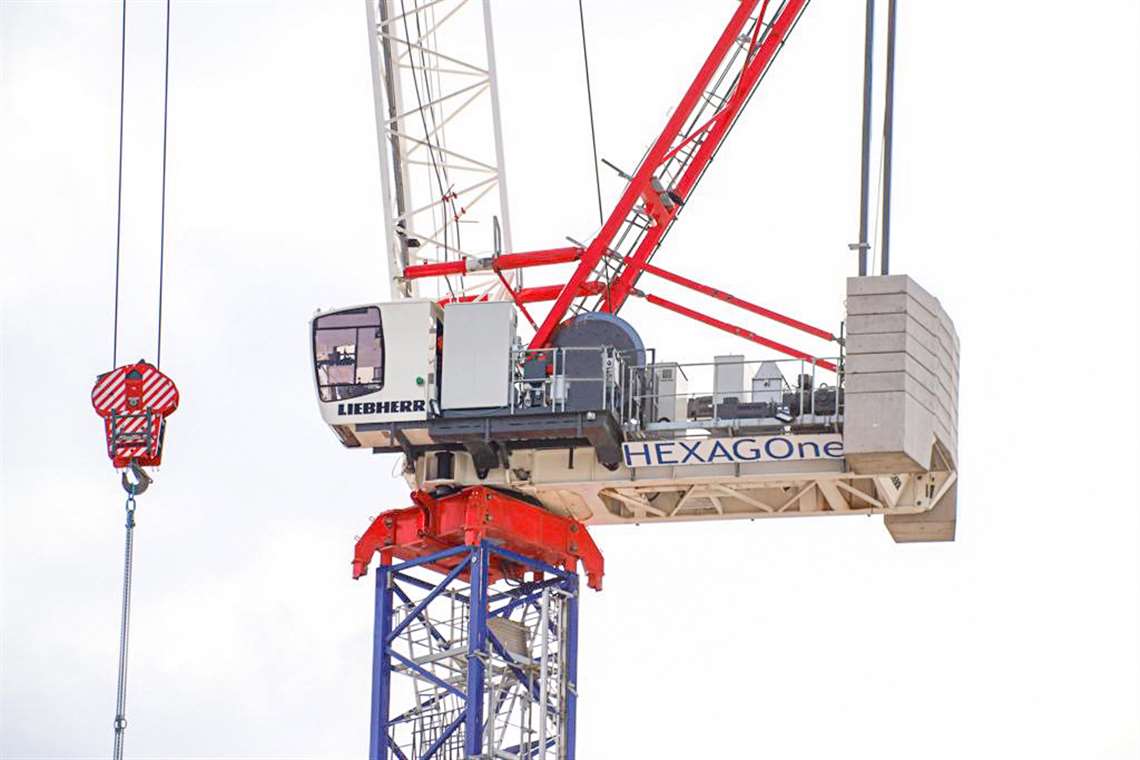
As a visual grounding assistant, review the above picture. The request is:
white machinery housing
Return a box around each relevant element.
[313,275,959,542]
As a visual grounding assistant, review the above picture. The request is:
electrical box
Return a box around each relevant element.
[751,361,785,404]
[713,354,745,403]
[652,363,688,422]
[441,301,516,410]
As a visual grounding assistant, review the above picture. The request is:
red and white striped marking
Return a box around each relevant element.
[92,361,179,467]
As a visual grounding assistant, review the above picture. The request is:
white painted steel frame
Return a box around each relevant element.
[416,440,958,527]
[365,0,514,302]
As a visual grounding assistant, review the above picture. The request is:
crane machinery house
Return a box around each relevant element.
[312,274,959,542]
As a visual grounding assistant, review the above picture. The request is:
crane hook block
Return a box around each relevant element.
[91,360,180,469]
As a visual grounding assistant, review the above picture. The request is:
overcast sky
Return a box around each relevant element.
[2,1,1139,758]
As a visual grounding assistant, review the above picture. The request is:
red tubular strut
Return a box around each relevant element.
[403,259,466,279]
[601,0,810,315]
[529,0,765,349]
[438,280,605,307]
[644,293,836,372]
[402,246,583,281]
[353,486,605,591]
[493,246,583,269]
[495,269,539,330]
[405,1,819,368]
[634,261,835,342]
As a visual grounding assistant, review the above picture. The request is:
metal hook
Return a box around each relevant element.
[121,460,152,496]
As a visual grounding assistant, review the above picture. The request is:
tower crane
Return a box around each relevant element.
[312,2,960,757]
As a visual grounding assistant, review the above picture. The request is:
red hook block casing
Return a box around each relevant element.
[91,360,179,468]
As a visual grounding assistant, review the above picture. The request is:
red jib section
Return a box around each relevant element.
[91,360,180,468]
[353,486,605,591]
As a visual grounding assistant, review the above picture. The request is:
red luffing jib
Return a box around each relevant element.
[91,360,179,468]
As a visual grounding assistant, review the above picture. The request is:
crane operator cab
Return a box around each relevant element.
[312,300,436,441]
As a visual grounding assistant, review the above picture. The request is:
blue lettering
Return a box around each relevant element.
[706,440,732,463]
[678,440,705,464]
[823,440,844,458]
[765,437,794,459]
[796,440,821,458]
[732,438,762,461]
[654,442,679,465]
[337,403,346,415]
[353,403,364,415]
[624,443,653,467]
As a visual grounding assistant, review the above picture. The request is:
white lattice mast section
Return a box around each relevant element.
[365,0,515,302]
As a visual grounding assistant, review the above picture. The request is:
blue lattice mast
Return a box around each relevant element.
[355,487,602,759]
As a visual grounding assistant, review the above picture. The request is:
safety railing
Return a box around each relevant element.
[504,346,843,433]
[622,355,845,433]
[508,345,638,418]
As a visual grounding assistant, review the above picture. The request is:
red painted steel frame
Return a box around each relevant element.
[439,281,606,307]
[645,293,836,372]
[402,246,583,281]
[599,0,810,317]
[353,486,605,591]
[528,0,766,348]
[525,0,810,348]
[91,361,180,467]
[634,260,835,342]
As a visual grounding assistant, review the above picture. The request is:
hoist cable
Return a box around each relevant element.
[870,132,886,276]
[108,5,172,756]
[156,0,171,369]
[577,0,604,226]
[400,0,457,301]
[111,495,138,760]
[111,0,127,368]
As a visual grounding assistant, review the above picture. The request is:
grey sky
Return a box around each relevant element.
[2,1,1138,758]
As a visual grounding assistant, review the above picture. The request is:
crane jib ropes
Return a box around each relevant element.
[90,2,177,758]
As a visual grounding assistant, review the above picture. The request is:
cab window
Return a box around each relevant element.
[313,307,384,402]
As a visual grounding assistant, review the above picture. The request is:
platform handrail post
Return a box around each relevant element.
[464,543,490,755]
[369,561,393,760]
[564,573,580,760]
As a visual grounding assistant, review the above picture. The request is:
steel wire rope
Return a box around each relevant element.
[577,0,604,227]
[414,5,459,255]
[870,134,886,276]
[593,1,807,314]
[111,495,137,760]
[400,0,457,300]
[107,5,173,757]
[111,0,127,367]
[585,6,767,314]
[156,0,171,368]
